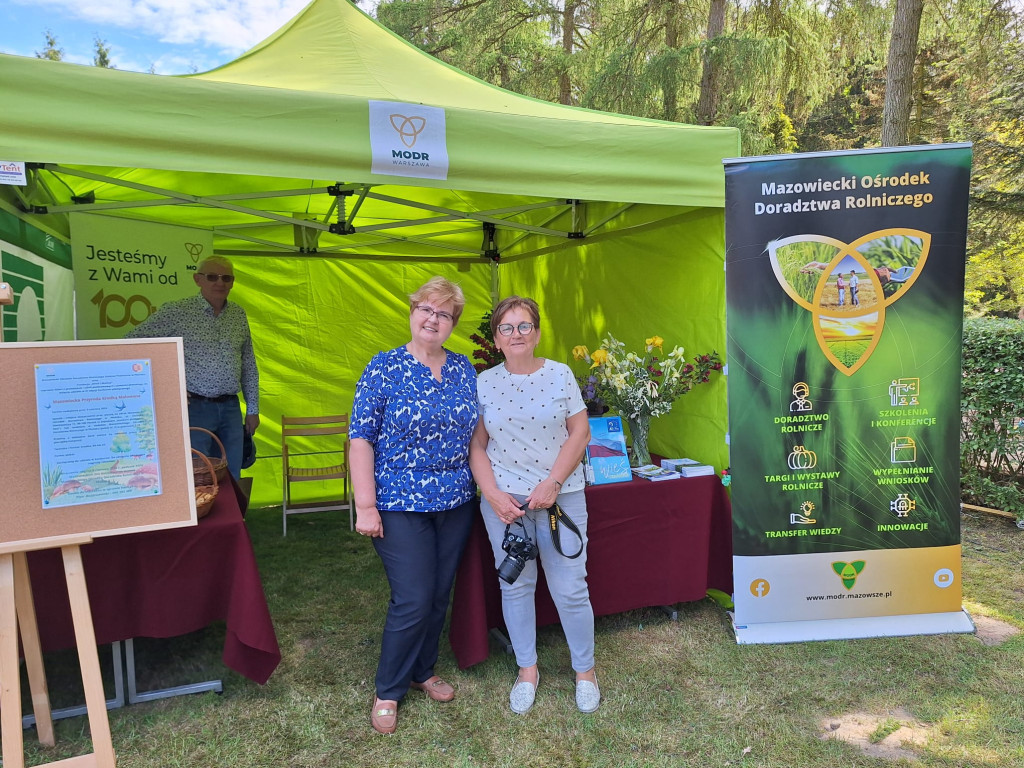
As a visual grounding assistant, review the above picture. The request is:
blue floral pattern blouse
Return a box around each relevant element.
[351,346,478,512]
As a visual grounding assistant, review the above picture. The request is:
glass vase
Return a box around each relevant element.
[625,414,652,467]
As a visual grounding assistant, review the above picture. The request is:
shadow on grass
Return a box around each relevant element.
[18,506,1024,768]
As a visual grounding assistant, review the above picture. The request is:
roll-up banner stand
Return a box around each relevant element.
[724,144,975,643]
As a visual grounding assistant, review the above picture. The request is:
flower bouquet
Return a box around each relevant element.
[573,334,722,466]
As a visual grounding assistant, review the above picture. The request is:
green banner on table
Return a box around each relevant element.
[724,145,974,643]
[71,213,212,339]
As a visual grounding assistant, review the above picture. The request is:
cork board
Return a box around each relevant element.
[0,339,196,549]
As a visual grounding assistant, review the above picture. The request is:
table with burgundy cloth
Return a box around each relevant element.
[449,473,733,669]
[25,479,281,687]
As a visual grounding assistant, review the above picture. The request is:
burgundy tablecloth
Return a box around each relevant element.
[449,474,733,668]
[25,481,281,685]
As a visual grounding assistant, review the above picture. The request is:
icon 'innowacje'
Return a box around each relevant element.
[768,229,930,375]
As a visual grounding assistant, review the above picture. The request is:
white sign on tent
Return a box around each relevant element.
[369,100,449,180]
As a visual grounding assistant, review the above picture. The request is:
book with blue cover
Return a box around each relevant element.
[585,416,632,485]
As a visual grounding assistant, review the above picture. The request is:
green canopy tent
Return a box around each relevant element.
[0,0,739,507]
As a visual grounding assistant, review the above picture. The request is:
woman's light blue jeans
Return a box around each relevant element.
[480,490,595,673]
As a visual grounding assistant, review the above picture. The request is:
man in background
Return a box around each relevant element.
[127,256,259,478]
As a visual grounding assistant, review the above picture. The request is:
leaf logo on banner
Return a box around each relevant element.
[767,229,930,375]
[832,560,866,590]
[184,243,204,264]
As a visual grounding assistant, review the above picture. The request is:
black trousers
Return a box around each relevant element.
[372,499,476,700]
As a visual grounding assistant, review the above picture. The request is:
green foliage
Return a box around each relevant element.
[775,241,838,301]
[961,317,1024,521]
[94,36,114,68]
[35,29,63,61]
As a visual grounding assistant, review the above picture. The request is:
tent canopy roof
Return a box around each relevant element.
[0,0,739,260]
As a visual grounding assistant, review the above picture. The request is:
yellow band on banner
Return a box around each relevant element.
[733,545,963,624]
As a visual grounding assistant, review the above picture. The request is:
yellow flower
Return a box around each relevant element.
[645,336,664,352]
[590,348,609,368]
[572,345,590,361]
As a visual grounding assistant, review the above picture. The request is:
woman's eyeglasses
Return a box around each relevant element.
[497,322,535,336]
[415,305,455,324]
[197,273,235,284]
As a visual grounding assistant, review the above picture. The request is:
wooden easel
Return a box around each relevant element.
[0,536,116,768]
[0,338,196,768]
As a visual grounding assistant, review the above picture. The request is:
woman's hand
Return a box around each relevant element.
[485,491,525,525]
[525,477,561,510]
[355,504,384,538]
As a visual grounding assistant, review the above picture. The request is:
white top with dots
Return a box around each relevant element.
[477,359,587,495]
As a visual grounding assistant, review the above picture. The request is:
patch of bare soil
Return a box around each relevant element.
[972,614,1022,646]
[820,708,931,761]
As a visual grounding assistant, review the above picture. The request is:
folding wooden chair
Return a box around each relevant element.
[281,414,352,535]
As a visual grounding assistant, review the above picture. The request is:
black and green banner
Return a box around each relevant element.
[724,145,974,642]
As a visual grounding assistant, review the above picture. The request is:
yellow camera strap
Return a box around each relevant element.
[547,503,583,559]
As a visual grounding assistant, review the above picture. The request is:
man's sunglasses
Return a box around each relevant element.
[197,273,235,283]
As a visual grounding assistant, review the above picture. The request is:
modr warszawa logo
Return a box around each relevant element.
[389,114,427,148]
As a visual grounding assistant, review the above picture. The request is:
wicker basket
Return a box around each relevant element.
[191,426,228,484]
[192,448,220,519]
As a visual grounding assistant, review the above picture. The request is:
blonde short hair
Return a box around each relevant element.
[409,276,466,324]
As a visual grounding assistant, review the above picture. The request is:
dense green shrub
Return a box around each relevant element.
[961,317,1024,522]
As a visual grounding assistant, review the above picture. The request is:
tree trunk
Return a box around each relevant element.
[663,0,680,121]
[881,0,924,146]
[559,2,577,105]
[695,0,726,126]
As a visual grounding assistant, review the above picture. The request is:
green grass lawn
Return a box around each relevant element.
[19,506,1024,767]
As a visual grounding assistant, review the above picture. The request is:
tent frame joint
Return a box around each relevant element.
[482,221,500,262]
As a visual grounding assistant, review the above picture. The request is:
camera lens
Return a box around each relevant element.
[498,554,526,584]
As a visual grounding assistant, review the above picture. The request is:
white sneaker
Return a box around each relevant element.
[509,672,538,714]
[575,678,600,713]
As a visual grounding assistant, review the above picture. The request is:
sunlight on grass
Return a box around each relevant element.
[17,506,1024,767]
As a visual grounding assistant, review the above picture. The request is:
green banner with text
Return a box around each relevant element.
[724,145,973,642]
[71,213,212,340]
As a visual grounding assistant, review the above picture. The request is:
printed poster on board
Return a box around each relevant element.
[724,144,974,643]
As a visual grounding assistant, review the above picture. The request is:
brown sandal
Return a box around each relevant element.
[410,675,455,702]
[371,697,397,734]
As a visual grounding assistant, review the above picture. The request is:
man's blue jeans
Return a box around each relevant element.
[188,396,243,479]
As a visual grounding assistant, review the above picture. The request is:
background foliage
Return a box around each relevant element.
[961,317,1024,521]
[372,0,1024,317]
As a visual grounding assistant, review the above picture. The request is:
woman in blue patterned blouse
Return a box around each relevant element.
[350,276,479,735]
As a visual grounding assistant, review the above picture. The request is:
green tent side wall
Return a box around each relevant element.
[236,205,729,509]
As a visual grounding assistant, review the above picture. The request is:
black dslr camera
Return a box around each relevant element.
[498,514,538,585]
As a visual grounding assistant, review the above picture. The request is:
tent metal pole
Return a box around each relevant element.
[584,203,635,236]
[490,260,500,309]
[215,249,485,265]
[365,191,568,237]
[216,226,482,256]
[43,164,334,233]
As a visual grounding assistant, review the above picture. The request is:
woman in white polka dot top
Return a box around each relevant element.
[469,296,600,715]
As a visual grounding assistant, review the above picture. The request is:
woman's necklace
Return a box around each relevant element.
[505,366,533,393]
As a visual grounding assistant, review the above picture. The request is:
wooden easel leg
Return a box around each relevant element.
[1,552,26,768]
[13,550,56,746]
[62,544,116,767]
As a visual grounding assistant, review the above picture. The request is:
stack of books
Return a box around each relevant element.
[631,464,682,481]
[660,458,716,478]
